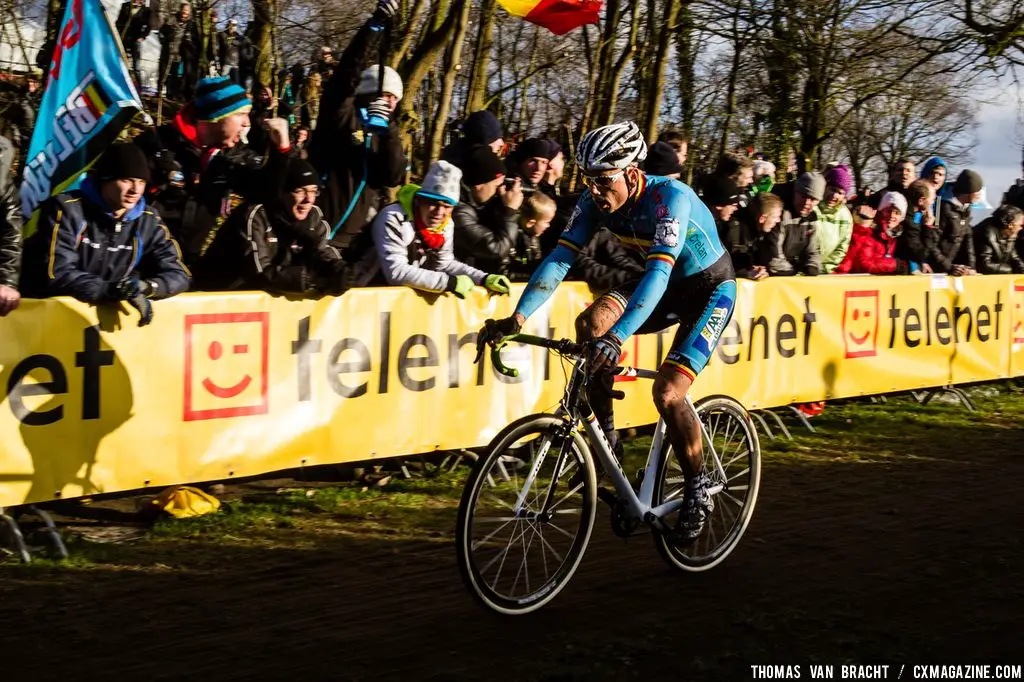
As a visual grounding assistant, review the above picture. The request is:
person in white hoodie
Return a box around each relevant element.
[367,160,512,297]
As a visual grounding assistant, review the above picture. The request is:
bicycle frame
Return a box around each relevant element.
[492,335,727,530]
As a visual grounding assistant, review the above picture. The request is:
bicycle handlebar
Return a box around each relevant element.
[488,334,659,380]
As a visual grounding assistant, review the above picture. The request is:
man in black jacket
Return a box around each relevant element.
[935,169,981,275]
[195,159,351,294]
[20,143,190,325]
[975,204,1024,274]
[309,0,406,257]
[136,76,292,268]
[115,0,153,84]
[453,144,523,274]
[0,183,21,316]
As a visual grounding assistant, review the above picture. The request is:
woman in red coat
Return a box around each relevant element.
[834,191,920,274]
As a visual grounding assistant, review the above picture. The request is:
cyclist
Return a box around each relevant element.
[478,121,736,542]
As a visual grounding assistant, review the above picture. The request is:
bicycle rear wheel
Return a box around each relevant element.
[652,395,762,571]
[456,414,597,615]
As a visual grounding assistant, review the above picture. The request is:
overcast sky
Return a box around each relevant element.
[971,76,1023,215]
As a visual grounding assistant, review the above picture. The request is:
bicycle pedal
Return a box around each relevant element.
[596,487,618,507]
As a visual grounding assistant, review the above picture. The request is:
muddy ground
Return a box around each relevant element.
[0,395,1021,681]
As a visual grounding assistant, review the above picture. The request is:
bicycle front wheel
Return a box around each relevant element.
[456,413,597,615]
[652,395,762,571]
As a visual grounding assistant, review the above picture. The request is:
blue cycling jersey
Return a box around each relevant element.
[514,174,728,341]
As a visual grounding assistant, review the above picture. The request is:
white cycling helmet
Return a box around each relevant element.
[576,121,648,173]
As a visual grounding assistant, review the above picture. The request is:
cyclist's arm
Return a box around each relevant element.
[607,195,694,341]
[513,196,597,320]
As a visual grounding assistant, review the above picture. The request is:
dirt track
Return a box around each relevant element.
[1,409,1022,681]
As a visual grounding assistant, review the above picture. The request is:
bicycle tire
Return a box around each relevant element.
[652,395,762,571]
[456,413,597,615]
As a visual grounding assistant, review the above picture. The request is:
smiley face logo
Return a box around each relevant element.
[842,290,879,358]
[184,312,269,421]
[1013,282,1024,345]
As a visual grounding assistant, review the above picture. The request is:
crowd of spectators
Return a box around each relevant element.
[2,0,1024,325]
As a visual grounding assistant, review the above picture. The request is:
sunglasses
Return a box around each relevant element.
[581,170,625,189]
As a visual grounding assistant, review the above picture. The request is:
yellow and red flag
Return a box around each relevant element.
[497,0,602,35]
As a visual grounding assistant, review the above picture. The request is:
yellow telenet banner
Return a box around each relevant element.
[1,275,1023,507]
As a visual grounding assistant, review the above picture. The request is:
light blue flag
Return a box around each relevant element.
[19,0,146,237]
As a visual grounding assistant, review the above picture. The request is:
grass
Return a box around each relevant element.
[4,380,1024,571]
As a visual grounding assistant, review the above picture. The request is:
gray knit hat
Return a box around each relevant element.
[417,160,462,206]
[795,171,826,201]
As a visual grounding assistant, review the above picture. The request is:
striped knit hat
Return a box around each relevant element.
[194,77,252,123]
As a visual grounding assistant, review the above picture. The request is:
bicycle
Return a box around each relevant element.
[456,334,762,615]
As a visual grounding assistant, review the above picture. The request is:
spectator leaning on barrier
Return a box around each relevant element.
[19,143,190,326]
[453,144,523,274]
[765,171,823,277]
[974,204,1024,274]
[724,192,783,281]
[365,160,512,298]
[934,169,981,275]
[309,0,406,256]
[0,183,22,316]
[136,76,292,268]
[816,164,854,274]
[835,191,918,275]
[897,179,938,273]
[194,159,352,294]
[508,191,558,281]
[644,141,684,180]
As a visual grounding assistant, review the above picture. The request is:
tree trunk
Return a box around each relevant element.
[251,0,275,88]
[718,10,742,156]
[426,0,472,164]
[390,0,431,67]
[464,0,496,114]
[641,0,680,142]
[398,0,467,169]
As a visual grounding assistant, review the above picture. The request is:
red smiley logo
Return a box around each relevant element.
[1014,283,1024,344]
[842,290,879,358]
[184,312,270,421]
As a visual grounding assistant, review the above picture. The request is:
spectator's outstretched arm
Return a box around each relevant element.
[39,198,113,302]
[801,228,822,276]
[138,212,191,297]
[431,221,487,282]
[765,227,795,276]
[960,229,977,270]
[0,184,22,290]
[372,210,451,292]
[320,8,393,126]
[452,203,518,266]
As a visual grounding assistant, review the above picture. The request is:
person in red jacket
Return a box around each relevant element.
[835,191,919,275]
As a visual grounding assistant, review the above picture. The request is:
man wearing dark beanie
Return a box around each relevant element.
[509,137,552,190]
[934,168,982,275]
[441,110,505,167]
[20,142,190,325]
[453,144,524,274]
[194,158,352,295]
[644,141,684,179]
